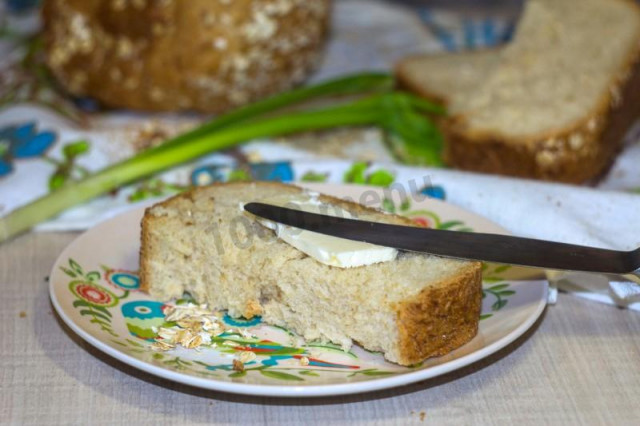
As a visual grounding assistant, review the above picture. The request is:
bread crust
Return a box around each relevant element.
[41,0,330,113]
[395,263,482,365]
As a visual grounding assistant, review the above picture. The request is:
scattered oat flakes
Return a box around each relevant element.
[150,301,262,362]
[182,334,203,349]
[238,351,256,363]
[151,341,175,351]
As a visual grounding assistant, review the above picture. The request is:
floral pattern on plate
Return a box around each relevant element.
[49,183,547,396]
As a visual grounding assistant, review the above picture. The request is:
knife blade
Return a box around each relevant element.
[244,202,640,274]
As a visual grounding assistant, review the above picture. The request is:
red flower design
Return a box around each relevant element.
[412,217,431,228]
[70,281,117,307]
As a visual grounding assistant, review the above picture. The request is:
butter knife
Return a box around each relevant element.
[244,202,640,277]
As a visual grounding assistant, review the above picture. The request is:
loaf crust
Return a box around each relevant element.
[443,49,640,183]
[139,182,482,365]
[395,264,482,365]
[41,0,330,113]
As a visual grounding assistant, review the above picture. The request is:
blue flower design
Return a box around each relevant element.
[222,313,262,327]
[249,162,293,182]
[121,300,165,320]
[420,185,446,200]
[106,270,140,290]
[260,355,291,367]
[0,122,57,177]
[191,164,230,186]
[190,161,294,186]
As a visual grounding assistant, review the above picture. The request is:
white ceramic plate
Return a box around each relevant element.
[50,183,547,397]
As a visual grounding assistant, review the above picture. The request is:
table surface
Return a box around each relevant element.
[2,231,640,426]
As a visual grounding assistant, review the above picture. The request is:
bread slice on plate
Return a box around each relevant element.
[139,182,482,366]
[396,0,640,183]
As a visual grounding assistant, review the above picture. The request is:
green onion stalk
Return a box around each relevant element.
[0,73,444,243]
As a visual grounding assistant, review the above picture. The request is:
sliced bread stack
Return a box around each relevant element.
[140,182,482,366]
[397,0,640,183]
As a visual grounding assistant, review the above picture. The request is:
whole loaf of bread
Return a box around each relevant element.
[41,0,331,113]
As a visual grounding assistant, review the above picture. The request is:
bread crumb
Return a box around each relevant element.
[232,359,245,372]
[213,38,228,50]
[19,311,26,318]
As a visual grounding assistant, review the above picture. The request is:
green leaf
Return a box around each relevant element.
[299,370,319,377]
[400,199,411,211]
[381,93,444,167]
[381,198,395,213]
[126,339,144,348]
[492,299,508,311]
[487,284,510,291]
[498,290,516,296]
[63,140,89,158]
[480,313,493,320]
[86,271,100,282]
[90,318,110,327]
[227,169,251,182]
[366,169,394,187]
[49,173,66,191]
[61,267,77,278]
[0,141,9,157]
[103,328,118,337]
[69,259,83,275]
[128,188,149,202]
[493,264,512,274]
[343,162,368,184]
[89,305,112,317]
[260,370,304,381]
[228,371,247,378]
[72,300,90,308]
[361,370,396,376]
[438,220,465,230]
[300,171,328,182]
[80,309,110,322]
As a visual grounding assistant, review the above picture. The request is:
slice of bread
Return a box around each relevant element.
[397,0,640,183]
[139,182,482,366]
